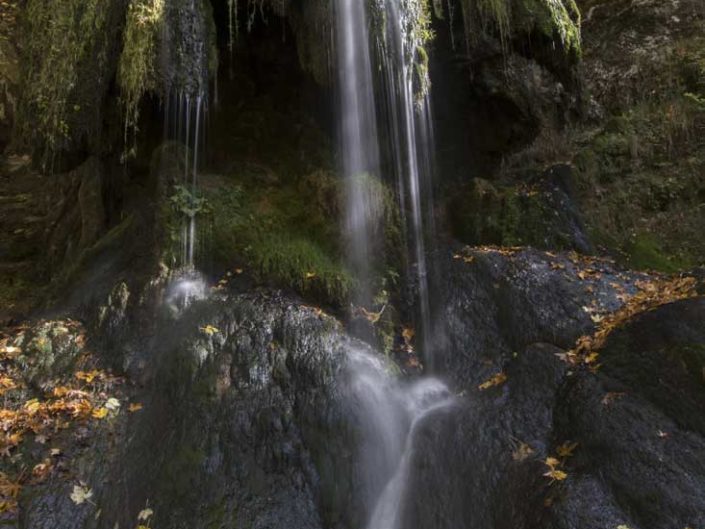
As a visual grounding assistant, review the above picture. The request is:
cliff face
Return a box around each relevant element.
[443,0,705,271]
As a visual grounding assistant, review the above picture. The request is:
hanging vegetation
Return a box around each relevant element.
[453,0,581,57]
[16,0,127,168]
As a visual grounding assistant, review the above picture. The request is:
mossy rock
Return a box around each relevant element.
[11,321,86,389]
[449,165,591,252]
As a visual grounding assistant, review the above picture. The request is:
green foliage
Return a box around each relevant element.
[170,185,211,218]
[206,172,356,306]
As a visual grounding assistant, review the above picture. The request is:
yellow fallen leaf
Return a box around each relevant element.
[544,469,568,481]
[24,399,41,414]
[584,352,600,364]
[128,403,143,413]
[478,372,507,391]
[545,457,561,469]
[92,408,108,420]
[200,325,220,337]
[512,442,534,462]
[556,441,578,458]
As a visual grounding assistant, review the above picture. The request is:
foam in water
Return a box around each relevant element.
[345,347,452,528]
[164,268,208,311]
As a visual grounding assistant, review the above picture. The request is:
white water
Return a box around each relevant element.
[335,0,382,306]
[335,2,446,526]
[346,348,452,529]
[379,0,438,364]
[336,0,437,361]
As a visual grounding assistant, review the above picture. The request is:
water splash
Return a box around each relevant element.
[345,347,452,528]
[164,268,207,311]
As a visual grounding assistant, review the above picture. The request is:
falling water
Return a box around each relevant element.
[336,0,437,362]
[162,91,208,308]
[335,0,383,306]
[345,347,452,529]
[380,0,438,365]
[335,1,446,526]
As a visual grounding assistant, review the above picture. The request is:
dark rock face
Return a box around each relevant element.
[14,250,705,529]
[404,294,705,529]
[547,298,705,529]
[19,290,384,529]
[435,245,649,386]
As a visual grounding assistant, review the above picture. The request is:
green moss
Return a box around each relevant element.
[205,172,355,306]
[117,0,165,134]
[623,232,693,274]
[17,0,125,166]
[203,167,404,307]
[159,445,205,498]
[117,0,218,140]
[458,0,581,58]
[676,344,705,386]
[449,178,580,250]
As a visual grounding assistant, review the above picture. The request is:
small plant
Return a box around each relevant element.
[169,185,211,218]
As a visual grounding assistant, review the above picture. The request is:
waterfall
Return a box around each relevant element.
[335,0,382,307]
[379,0,438,366]
[335,1,447,525]
[336,0,437,363]
[345,347,452,529]
[162,91,208,309]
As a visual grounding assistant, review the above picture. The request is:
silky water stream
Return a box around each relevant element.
[335,1,452,527]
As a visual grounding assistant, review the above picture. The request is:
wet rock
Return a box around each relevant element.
[402,296,705,529]
[435,245,649,387]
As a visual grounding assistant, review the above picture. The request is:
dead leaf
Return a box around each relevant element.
[104,398,121,411]
[128,403,143,413]
[512,442,534,462]
[478,372,507,391]
[200,325,220,337]
[70,484,93,505]
[91,408,108,420]
[601,392,626,407]
[138,508,154,521]
[556,441,578,459]
[543,469,568,481]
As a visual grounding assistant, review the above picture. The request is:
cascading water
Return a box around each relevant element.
[335,1,449,527]
[378,0,438,365]
[335,0,383,306]
[336,0,437,363]
[345,348,452,529]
